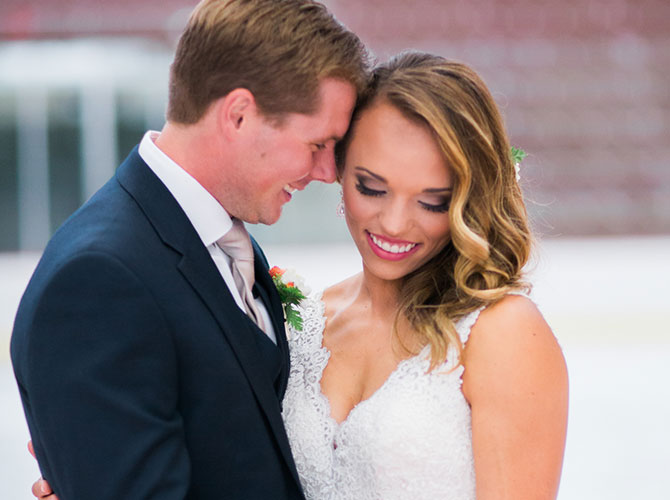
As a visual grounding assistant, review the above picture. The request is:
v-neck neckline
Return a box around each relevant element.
[312,294,431,429]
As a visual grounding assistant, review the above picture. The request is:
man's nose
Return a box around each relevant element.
[310,149,337,184]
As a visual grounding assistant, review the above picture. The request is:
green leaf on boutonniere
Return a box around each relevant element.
[269,266,308,332]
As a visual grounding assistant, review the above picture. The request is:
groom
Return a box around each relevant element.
[11,1,368,498]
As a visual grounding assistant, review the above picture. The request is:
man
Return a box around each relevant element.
[11,0,368,498]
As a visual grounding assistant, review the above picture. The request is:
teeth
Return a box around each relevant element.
[283,185,296,194]
[370,233,417,254]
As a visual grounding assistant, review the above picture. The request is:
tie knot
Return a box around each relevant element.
[217,218,253,262]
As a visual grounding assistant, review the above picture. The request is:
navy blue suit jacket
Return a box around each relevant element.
[11,149,305,499]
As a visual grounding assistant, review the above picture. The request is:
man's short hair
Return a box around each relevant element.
[167,0,370,124]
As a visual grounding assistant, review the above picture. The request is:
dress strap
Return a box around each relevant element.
[454,290,532,345]
[454,307,485,345]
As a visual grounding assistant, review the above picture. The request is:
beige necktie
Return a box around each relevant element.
[217,218,266,332]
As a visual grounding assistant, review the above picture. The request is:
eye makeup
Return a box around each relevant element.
[353,170,451,213]
[355,175,385,197]
[419,199,450,213]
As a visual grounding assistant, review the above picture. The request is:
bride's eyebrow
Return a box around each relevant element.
[354,167,452,193]
[355,167,386,182]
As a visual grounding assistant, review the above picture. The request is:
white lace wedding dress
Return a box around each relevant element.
[282,293,482,500]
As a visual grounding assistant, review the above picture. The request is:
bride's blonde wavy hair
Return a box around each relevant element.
[336,52,533,369]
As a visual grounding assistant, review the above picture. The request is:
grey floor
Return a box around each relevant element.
[2,237,669,499]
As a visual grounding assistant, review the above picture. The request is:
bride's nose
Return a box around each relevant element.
[379,197,411,237]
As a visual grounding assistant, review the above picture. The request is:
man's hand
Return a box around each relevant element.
[28,441,59,500]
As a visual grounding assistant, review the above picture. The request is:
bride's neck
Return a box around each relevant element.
[356,267,403,318]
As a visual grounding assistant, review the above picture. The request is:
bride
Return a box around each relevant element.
[282,52,567,499]
[29,52,568,500]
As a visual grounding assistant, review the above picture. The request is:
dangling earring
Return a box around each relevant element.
[336,189,345,217]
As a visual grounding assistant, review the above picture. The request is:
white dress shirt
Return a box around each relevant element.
[138,130,277,344]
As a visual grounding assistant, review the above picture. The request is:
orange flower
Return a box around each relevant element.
[286,282,295,288]
[269,266,285,278]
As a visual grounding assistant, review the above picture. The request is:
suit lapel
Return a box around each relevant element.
[115,149,302,490]
[252,257,291,403]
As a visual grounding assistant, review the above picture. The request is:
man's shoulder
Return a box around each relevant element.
[35,179,161,288]
[56,182,146,248]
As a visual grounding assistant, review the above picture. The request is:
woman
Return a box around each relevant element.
[281,52,568,499]
[30,52,568,499]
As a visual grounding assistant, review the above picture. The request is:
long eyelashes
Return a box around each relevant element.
[355,178,450,213]
[355,181,384,197]
[419,200,450,213]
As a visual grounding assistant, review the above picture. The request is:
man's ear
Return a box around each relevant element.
[218,88,257,135]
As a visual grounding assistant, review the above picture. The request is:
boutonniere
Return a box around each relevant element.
[269,266,310,332]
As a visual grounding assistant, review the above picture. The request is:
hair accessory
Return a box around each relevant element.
[511,147,527,182]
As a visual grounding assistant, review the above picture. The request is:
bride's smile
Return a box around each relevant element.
[366,231,420,259]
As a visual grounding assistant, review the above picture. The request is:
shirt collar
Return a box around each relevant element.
[138,130,232,246]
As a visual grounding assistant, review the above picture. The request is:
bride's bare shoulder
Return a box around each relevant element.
[322,273,362,316]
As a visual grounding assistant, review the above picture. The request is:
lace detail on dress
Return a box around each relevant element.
[282,293,485,500]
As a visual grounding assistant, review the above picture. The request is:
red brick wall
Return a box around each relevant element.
[0,0,190,39]
[327,0,670,235]
[2,0,668,235]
